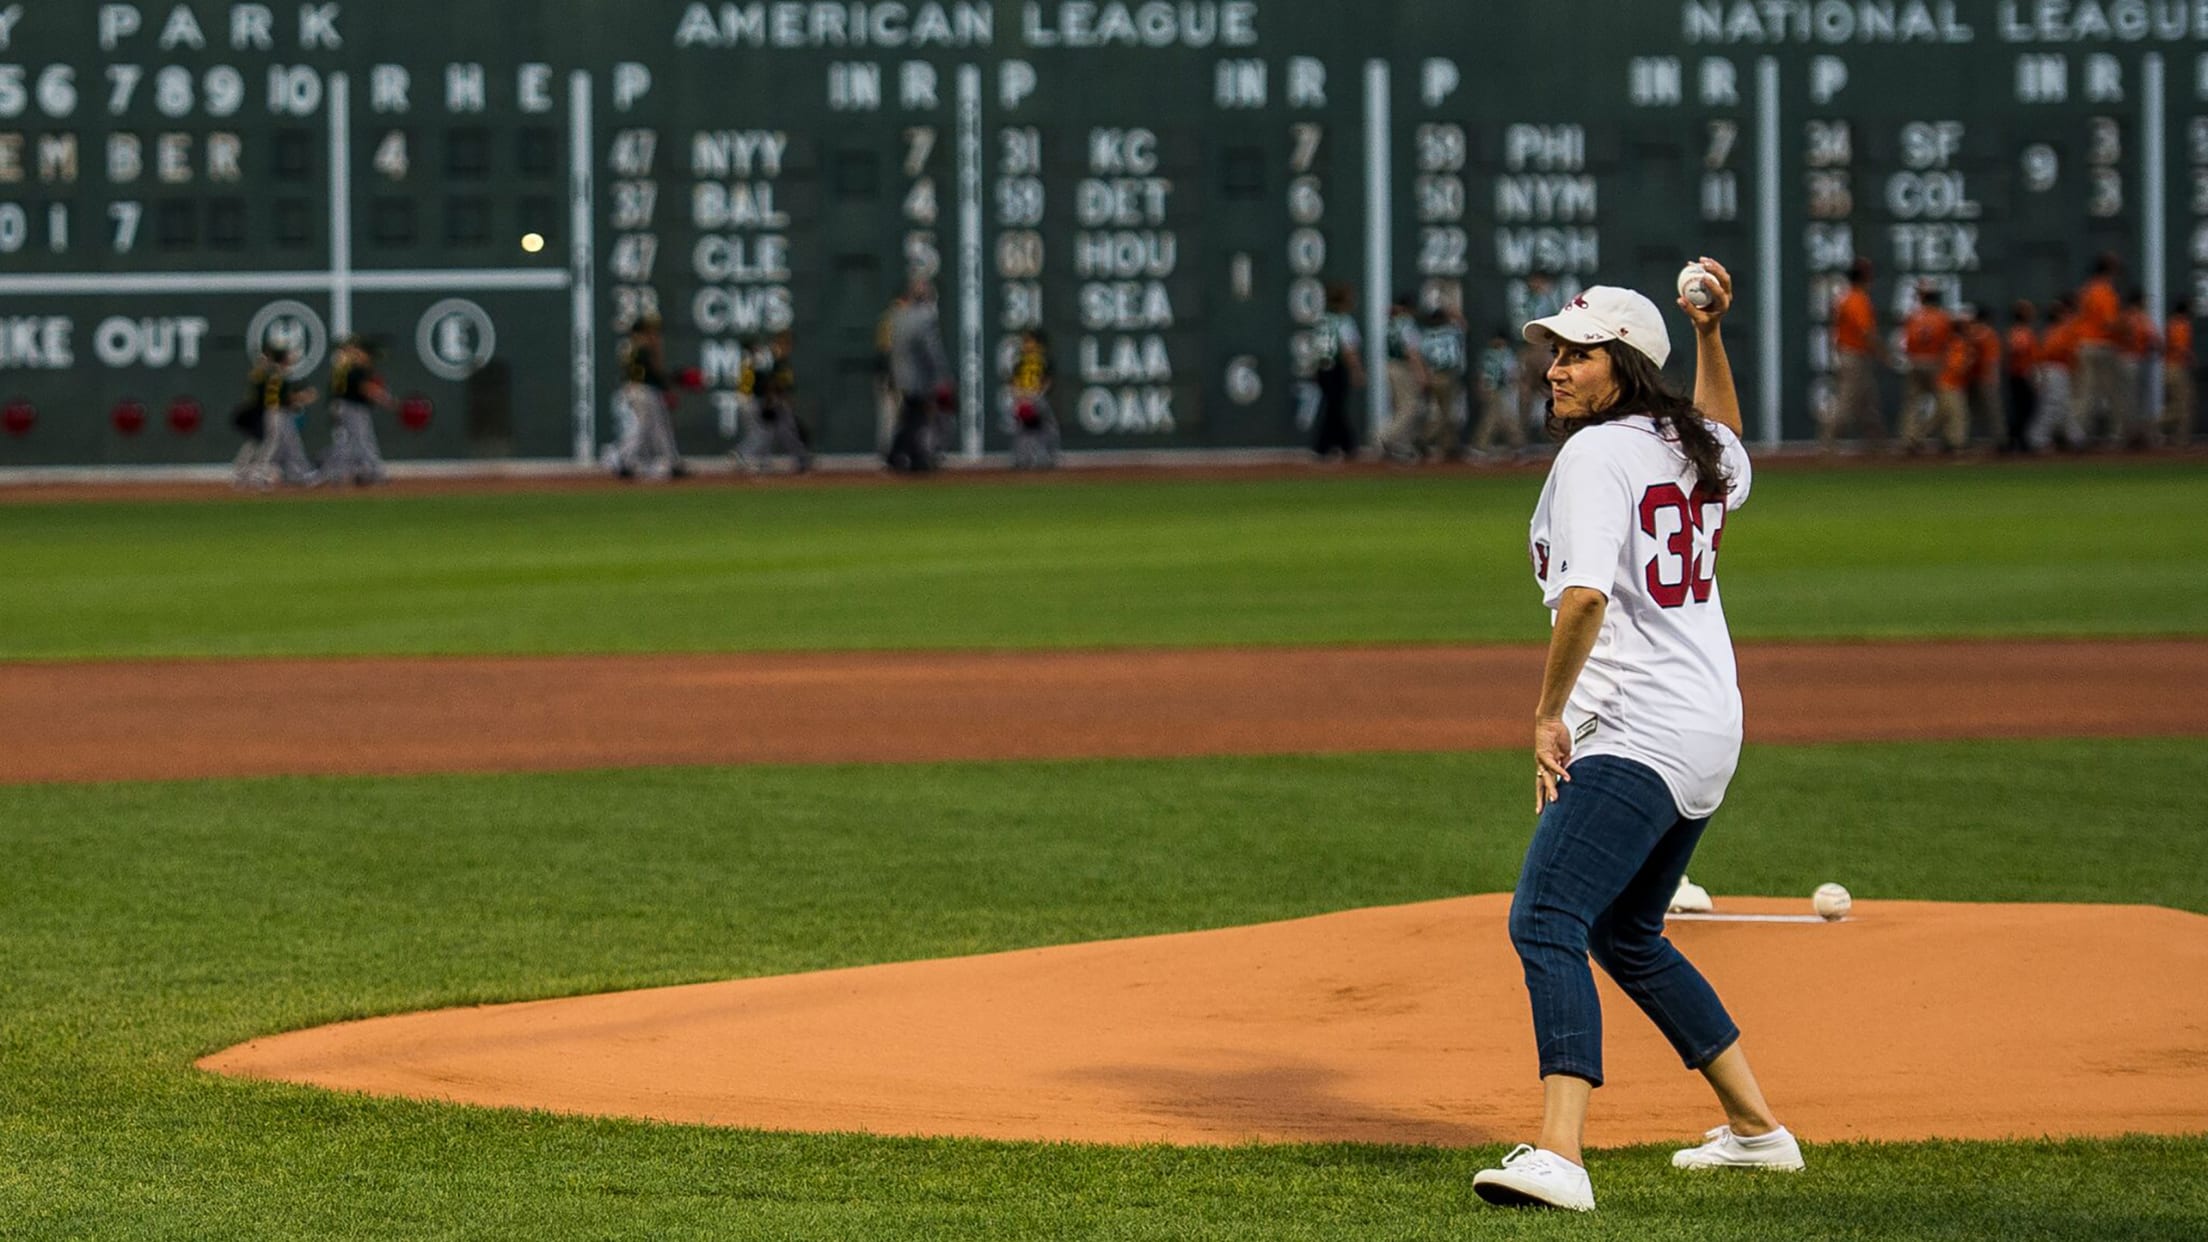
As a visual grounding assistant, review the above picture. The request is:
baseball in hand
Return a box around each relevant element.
[1812,882,1852,921]
[1677,263,1715,309]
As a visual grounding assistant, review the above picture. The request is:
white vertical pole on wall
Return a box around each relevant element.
[570,71,597,464]
[957,64,985,460]
[327,73,352,341]
[1365,59,1393,445]
[1756,56,1782,449]
[2144,53,2168,422]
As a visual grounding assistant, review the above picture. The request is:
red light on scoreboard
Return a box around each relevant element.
[2,400,34,437]
[111,400,148,436]
[399,395,433,431]
[167,398,203,435]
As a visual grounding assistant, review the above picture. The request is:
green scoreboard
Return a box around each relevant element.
[1,1,2203,466]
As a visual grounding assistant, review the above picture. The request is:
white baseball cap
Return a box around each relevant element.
[1522,285,1672,368]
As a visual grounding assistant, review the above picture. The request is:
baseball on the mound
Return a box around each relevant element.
[1676,263,1715,309]
[1812,882,1853,921]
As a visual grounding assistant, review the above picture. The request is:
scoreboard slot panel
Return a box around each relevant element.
[0,3,2203,466]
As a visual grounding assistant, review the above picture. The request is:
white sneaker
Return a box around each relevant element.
[1669,876,1714,914]
[1671,1124,1805,1171]
[1472,1144,1596,1211]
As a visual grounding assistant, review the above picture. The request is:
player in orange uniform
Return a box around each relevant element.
[1898,284,1954,452]
[2034,296,2083,450]
[2119,289,2161,449]
[2003,301,2039,454]
[1824,257,1886,453]
[2072,253,2126,444]
[1962,305,2002,447]
[2164,298,2196,447]
[1913,324,1974,453]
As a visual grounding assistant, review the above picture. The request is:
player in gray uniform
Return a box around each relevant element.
[321,336,392,486]
[888,278,953,472]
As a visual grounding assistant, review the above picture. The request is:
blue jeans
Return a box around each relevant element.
[1508,755,1741,1087]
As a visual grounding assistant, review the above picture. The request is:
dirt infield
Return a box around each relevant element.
[5,639,2205,784]
[22,635,2195,1148]
[202,895,2208,1148]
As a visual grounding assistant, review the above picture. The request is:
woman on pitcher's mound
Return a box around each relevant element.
[1473,260,1804,1213]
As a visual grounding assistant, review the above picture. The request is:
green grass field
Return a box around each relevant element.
[5,743,2207,1239]
[3,462,2205,1238]
[0,461,2202,658]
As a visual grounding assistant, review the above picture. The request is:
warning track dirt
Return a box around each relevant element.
[3,639,2203,784]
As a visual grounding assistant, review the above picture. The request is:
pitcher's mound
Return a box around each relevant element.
[201,896,2208,1148]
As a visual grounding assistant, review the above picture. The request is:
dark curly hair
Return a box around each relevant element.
[1545,340,1733,496]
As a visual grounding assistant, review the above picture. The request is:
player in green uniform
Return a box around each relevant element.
[1378,291,1433,462]
[1309,283,1366,461]
[1417,294,1471,460]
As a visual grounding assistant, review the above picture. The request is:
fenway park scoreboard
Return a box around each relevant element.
[2,2,2205,467]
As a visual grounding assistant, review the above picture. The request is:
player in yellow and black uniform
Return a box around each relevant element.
[322,335,392,486]
[725,343,762,467]
[606,315,686,480]
[874,294,905,457]
[748,330,812,474]
[232,344,319,489]
[1004,329,1059,469]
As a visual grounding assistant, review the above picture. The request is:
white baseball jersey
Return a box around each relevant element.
[1528,415,1753,818]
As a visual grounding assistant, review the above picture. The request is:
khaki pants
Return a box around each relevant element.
[2164,363,2196,446]
[1472,381,1526,453]
[1900,361,1940,442]
[1381,361,1430,457]
[1423,374,1464,457]
[1822,352,1885,450]
[1904,386,1967,450]
[1932,389,1968,449]
[2074,343,2129,442]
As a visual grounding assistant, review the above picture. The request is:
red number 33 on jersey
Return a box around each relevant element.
[1638,483,1728,609]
